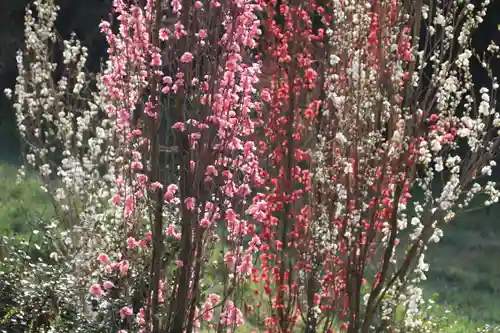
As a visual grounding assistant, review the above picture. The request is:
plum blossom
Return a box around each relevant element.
[180,52,194,63]
[103,281,115,289]
[120,306,134,319]
[89,284,104,297]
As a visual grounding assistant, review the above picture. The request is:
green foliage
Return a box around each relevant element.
[0,164,54,237]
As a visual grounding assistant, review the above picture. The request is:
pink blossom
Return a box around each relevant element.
[174,23,187,38]
[205,165,218,176]
[194,1,203,9]
[237,254,253,276]
[131,151,141,159]
[208,294,220,304]
[224,251,234,266]
[184,197,196,211]
[119,260,129,276]
[220,301,244,326]
[210,1,221,8]
[167,184,178,193]
[167,224,180,238]
[151,53,162,66]
[150,182,163,191]
[111,194,122,206]
[127,237,137,249]
[89,284,103,297]
[175,260,184,267]
[97,253,111,264]
[159,28,169,41]
[180,52,194,63]
[163,76,173,85]
[189,132,201,148]
[136,173,148,184]
[164,191,175,202]
[200,218,212,228]
[171,0,182,13]
[261,88,271,102]
[164,184,178,203]
[237,184,251,197]
[120,306,134,319]
[198,29,208,39]
[172,122,185,131]
[103,281,115,289]
[131,161,143,170]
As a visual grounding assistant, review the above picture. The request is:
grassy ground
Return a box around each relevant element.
[0,164,53,235]
[423,204,500,326]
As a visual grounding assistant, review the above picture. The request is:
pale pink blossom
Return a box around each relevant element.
[200,218,212,228]
[220,300,244,326]
[97,253,111,264]
[167,224,180,238]
[180,52,194,63]
[198,29,208,39]
[171,0,182,13]
[184,197,196,211]
[150,181,163,191]
[194,1,203,9]
[164,191,175,202]
[167,184,178,193]
[224,251,234,266]
[164,184,178,203]
[163,76,173,85]
[119,260,129,276]
[111,194,122,205]
[159,28,170,40]
[127,237,137,249]
[131,161,143,170]
[120,306,134,319]
[89,284,103,297]
[151,53,162,66]
[205,165,218,176]
[210,1,221,8]
[103,281,115,289]
[237,254,253,276]
[136,173,148,184]
[172,122,185,131]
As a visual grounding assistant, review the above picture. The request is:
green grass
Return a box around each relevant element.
[422,205,500,326]
[0,164,54,236]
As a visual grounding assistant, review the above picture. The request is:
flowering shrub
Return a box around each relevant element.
[4,0,500,332]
